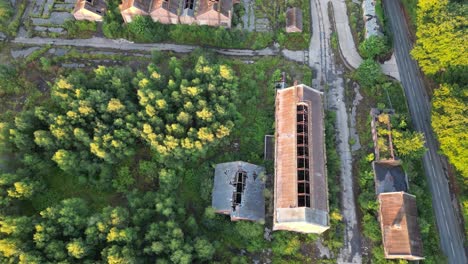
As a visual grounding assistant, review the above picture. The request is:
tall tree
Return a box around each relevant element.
[432,83,468,180]
[411,0,467,75]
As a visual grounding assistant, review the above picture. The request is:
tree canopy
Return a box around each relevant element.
[411,0,467,75]
[0,190,215,263]
[8,56,240,178]
[432,83,468,180]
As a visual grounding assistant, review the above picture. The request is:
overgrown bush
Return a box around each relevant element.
[0,65,20,96]
[358,35,389,60]
[0,0,13,24]
[353,59,386,89]
[63,20,97,38]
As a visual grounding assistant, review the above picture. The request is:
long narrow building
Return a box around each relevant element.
[273,84,329,234]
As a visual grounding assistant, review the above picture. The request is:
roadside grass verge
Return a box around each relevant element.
[401,0,418,30]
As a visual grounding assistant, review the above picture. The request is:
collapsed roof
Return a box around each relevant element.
[373,160,408,195]
[212,161,265,222]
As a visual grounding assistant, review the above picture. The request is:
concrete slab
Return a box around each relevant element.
[48,48,69,56]
[11,47,40,58]
[31,0,46,17]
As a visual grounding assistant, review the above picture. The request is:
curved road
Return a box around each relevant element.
[383,1,467,263]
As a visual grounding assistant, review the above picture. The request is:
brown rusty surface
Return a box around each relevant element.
[274,85,328,212]
[378,192,424,259]
[286,7,303,33]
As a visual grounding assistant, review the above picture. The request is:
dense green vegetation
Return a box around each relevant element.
[0,0,26,37]
[358,36,389,60]
[0,0,13,24]
[411,0,467,76]
[410,0,468,237]
[6,56,240,186]
[432,84,467,181]
[0,50,337,262]
[345,0,365,45]
[322,111,345,258]
[63,20,97,39]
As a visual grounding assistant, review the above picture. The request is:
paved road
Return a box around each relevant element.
[12,36,278,57]
[310,0,362,263]
[331,0,363,68]
[330,0,400,80]
[384,1,467,263]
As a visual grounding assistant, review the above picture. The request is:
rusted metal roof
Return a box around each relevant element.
[286,7,302,33]
[273,84,329,233]
[378,192,424,260]
[120,0,153,12]
[212,161,265,222]
[197,0,232,17]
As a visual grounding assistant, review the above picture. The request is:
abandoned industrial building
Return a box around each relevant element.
[273,84,329,234]
[212,161,265,222]
[378,192,424,260]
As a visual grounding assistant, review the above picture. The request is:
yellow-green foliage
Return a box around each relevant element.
[432,83,468,180]
[411,0,468,75]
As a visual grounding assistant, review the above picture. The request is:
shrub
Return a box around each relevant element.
[353,59,385,89]
[127,16,168,42]
[0,0,13,23]
[63,20,97,38]
[112,166,135,193]
[358,35,389,59]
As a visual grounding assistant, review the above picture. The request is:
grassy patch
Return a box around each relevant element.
[33,168,115,212]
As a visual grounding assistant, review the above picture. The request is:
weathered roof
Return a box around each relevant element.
[153,0,180,14]
[286,7,302,32]
[373,160,408,195]
[197,0,232,17]
[378,192,424,260]
[273,84,329,233]
[120,0,153,12]
[212,161,265,222]
[74,0,107,16]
